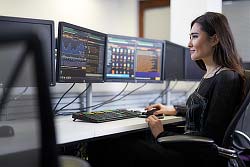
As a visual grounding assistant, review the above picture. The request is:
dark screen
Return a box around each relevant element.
[56,22,106,83]
[184,47,205,81]
[0,16,55,87]
[163,41,185,80]
[105,34,164,83]
[243,62,250,70]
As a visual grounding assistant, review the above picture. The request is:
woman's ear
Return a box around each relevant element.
[210,34,219,47]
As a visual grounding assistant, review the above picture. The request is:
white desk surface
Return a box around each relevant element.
[55,115,184,144]
[0,119,40,156]
[0,115,184,155]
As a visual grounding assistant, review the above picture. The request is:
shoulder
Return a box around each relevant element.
[215,69,241,84]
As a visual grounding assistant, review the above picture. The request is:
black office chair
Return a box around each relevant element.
[157,70,250,167]
[0,30,58,167]
[231,70,250,166]
[0,30,90,167]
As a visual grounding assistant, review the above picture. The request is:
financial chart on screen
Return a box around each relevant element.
[57,22,106,83]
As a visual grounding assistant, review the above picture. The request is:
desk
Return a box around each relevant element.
[55,115,184,144]
[0,115,184,155]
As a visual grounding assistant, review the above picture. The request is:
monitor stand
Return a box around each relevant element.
[162,81,170,105]
[86,83,92,112]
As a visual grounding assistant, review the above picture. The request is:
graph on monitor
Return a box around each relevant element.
[56,22,106,83]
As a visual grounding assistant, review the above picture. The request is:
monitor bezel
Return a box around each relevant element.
[0,15,56,86]
[163,40,185,81]
[184,47,205,81]
[104,34,164,83]
[56,22,106,83]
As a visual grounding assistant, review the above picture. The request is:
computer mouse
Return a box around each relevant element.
[139,109,163,118]
[0,125,15,137]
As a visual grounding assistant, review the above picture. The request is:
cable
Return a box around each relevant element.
[183,82,198,97]
[53,83,75,111]
[73,83,130,111]
[3,86,29,105]
[92,83,147,110]
[149,80,178,104]
[170,81,198,104]
[75,83,147,111]
[91,83,129,110]
[54,84,90,114]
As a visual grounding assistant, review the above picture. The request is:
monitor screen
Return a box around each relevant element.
[105,34,164,83]
[243,62,250,70]
[56,22,106,83]
[163,41,185,80]
[184,47,205,81]
[0,16,55,87]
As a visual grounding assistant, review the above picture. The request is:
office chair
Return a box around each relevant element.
[231,70,250,166]
[157,70,250,167]
[0,30,90,167]
[0,30,58,167]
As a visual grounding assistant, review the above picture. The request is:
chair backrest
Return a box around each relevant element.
[0,30,58,167]
[222,70,250,148]
[234,70,250,149]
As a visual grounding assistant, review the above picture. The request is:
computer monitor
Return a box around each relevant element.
[105,34,164,83]
[163,41,185,80]
[243,62,250,70]
[184,47,205,81]
[56,22,106,83]
[0,16,56,87]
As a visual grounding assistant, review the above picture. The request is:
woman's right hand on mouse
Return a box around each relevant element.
[145,103,177,116]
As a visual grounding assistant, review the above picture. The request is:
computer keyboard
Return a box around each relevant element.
[72,109,141,123]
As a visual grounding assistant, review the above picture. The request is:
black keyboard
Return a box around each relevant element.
[72,109,141,123]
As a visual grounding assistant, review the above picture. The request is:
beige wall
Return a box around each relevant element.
[170,0,222,47]
[0,0,138,37]
[144,6,170,40]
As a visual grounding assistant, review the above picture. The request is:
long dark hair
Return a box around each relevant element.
[191,12,245,96]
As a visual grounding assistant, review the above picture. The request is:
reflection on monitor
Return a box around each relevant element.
[105,34,164,83]
[56,22,106,83]
[163,41,185,80]
[0,16,55,87]
[184,47,205,81]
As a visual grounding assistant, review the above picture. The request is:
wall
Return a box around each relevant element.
[144,6,170,40]
[170,0,222,47]
[0,0,138,36]
[223,0,250,62]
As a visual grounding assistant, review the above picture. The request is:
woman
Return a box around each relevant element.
[146,12,245,146]
[87,12,245,167]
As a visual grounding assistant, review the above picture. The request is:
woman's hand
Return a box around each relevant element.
[145,103,177,116]
[146,115,164,138]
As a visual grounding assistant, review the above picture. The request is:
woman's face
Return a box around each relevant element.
[188,23,214,61]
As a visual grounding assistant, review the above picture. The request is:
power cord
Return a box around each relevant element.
[54,84,90,114]
[149,80,178,104]
[53,83,75,111]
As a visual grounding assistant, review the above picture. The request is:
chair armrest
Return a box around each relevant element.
[234,130,250,145]
[157,135,241,160]
[157,135,215,145]
[157,135,217,154]
[233,130,250,150]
